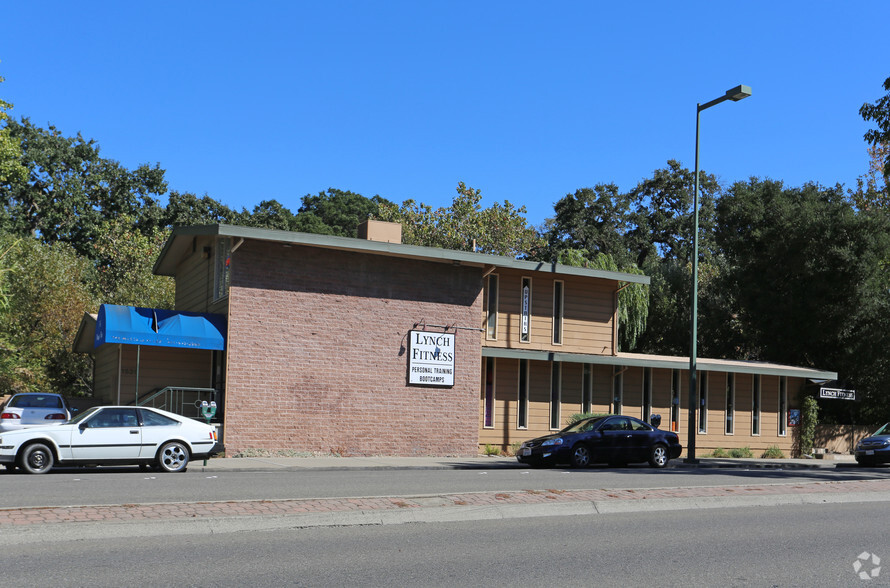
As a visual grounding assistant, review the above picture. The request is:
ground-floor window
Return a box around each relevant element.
[725,373,735,435]
[517,359,529,429]
[550,362,561,429]
[484,357,495,428]
[752,374,761,436]
[698,372,708,434]
[642,368,652,423]
[671,370,680,432]
[582,364,592,415]
[613,370,623,415]
[778,376,787,437]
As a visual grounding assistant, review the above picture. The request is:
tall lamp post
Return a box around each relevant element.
[685,84,752,464]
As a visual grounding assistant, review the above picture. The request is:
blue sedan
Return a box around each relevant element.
[855,422,890,466]
[517,415,682,468]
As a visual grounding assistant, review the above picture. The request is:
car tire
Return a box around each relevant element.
[649,443,669,468]
[570,444,592,468]
[20,443,54,474]
[157,441,189,473]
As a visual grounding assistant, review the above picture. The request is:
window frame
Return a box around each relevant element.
[517,359,529,429]
[642,367,652,423]
[752,374,761,436]
[552,280,564,345]
[483,357,495,428]
[520,276,532,344]
[670,369,680,432]
[612,369,623,415]
[698,371,708,434]
[213,238,232,302]
[582,364,593,415]
[485,274,499,341]
[549,362,561,430]
[778,376,787,437]
[725,373,735,435]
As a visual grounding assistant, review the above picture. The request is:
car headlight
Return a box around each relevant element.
[541,438,563,447]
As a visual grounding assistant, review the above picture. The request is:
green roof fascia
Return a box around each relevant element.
[481,347,837,380]
[154,224,650,285]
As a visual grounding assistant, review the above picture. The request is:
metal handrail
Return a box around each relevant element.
[136,386,218,420]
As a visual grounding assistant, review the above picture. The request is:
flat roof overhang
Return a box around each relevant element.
[481,348,838,380]
[153,224,650,286]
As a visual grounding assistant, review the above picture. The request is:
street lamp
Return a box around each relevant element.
[685,84,751,464]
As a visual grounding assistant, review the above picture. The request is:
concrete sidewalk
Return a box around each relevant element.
[191,454,860,472]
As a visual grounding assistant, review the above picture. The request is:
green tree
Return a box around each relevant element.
[1,118,167,256]
[0,65,27,185]
[293,188,391,237]
[716,179,890,378]
[0,233,94,395]
[376,182,542,257]
[91,215,174,308]
[860,75,890,180]
[627,159,722,267]
[544,184,635,267]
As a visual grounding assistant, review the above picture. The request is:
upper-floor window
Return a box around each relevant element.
[552,280,564,345]
[520,277,531,343]
[213,238,231,301]
[485,274,499,340]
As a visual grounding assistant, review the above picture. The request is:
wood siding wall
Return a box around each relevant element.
[479,362,806,458]
[482,269,616,355]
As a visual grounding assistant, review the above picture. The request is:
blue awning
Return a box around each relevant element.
[95,305,226,350]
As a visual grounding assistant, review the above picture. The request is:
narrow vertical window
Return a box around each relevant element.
[552,280,564,345]
[485,275,498,340]
[671,370,680,432]
[520,277,531,343]
[643,368,652,423]
[613,370,623,415]
[213,238,232,301]
[582,364,592,415]
[550,362,561,429]
[752,375,761,436]
[698,372,708,434]
[725,373,735,435]
[517,359,529,429]
[778,377,787,437]
[484,358,495,428]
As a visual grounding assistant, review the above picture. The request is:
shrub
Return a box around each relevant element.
[509,441,522,456]
[729,446,754,458]
[799,395,820,456]
[483,443,502,456]
[761,445,785,459]
[711,448,729,458]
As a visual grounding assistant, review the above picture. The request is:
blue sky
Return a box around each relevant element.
[2,2,888,227]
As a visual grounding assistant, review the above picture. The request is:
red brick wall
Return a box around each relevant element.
[223,240,484,456]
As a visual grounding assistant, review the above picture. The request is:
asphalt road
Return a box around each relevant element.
[4,501,889,586]
[1,465,889,509]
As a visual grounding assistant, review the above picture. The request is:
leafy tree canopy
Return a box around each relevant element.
[376,182,543,257]
[1,118,167,256]
[860,75,890,179]
[0,65,27,185]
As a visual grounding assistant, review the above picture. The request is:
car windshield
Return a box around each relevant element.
[561,417,607,434]
[10,395,63,409]
[68,406,102,424]
[871,422,890,436]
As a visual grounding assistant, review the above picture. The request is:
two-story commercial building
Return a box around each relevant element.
[74,220,836,457]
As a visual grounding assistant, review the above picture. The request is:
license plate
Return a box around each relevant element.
[866,450,875,455]
[521,448,531,457]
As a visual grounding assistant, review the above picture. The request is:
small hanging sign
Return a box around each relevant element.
[408,330,455,386]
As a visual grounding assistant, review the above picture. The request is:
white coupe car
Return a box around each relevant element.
[0,406,221,474]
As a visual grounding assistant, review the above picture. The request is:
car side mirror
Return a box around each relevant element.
[79,421,89,431]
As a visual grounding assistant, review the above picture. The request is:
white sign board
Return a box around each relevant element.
[521,285,530,339]
[408,330,455,386]
[819,387,856,400]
